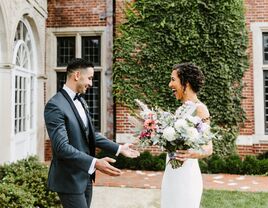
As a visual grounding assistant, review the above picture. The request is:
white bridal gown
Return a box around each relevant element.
[161,102,204,208]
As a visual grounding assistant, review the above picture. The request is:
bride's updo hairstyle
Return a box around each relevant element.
[172,63,205,93]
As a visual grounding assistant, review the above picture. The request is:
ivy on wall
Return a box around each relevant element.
[113,0,248,155]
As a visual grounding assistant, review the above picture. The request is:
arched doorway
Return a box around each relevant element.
[11,19,37,161]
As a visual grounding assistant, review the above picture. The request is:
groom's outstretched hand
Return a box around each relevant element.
[95,157,122,176]
[120,143,140,158]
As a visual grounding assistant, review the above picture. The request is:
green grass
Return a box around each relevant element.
[201,190,268,208]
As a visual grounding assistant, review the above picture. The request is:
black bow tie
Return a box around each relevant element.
[73,93,82,101]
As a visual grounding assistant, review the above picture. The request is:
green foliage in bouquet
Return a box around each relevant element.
[0,156,61,208]
[113,0,248,156]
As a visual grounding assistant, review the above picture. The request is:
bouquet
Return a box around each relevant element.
[129,99,214,169]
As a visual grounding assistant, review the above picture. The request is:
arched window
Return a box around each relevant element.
[12,20,36,161]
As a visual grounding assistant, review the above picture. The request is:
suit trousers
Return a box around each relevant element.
[58,179,93,208]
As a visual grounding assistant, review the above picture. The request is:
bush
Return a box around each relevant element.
[0,156,61,208]
[96,150,165,171]
[258,159,268,175]
[257,151,268,160]
[97,150,268,175]
[199,159,209,173]
[207,155,226,173]
[0,183,35,208]
[242,155,260,175]
[225,155,243,174]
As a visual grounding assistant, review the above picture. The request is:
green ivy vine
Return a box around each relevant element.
[113,0,248,155]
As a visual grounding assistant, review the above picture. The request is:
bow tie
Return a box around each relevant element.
[73,93,82,101]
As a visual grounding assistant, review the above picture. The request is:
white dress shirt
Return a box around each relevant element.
[63,85,96,174]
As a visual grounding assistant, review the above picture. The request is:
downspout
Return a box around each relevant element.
[112,0,117,141]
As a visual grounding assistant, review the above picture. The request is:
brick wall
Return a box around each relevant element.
[47,0,107,27]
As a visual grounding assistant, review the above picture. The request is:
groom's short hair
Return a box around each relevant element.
[66,58,94,77]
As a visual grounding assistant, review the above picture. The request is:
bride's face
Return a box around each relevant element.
[169,70,184,100]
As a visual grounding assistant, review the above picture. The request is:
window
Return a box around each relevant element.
[57,37,75,66]
[264,71,268,134]
[14,76,26,133]
[12,19,37,161]
[56,35,102,131]
[56,72,101,132]
[13,21,35,134]
[263,33,268,64]
[82,37,101,66]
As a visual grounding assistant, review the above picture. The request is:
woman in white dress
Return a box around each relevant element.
[161,63,213,208]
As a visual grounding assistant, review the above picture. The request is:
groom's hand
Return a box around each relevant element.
[95,157,122,176]
[120,143,140,158]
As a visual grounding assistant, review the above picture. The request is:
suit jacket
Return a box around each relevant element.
[44,88,119,194]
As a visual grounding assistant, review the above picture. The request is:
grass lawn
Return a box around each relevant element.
[201,190,268,208]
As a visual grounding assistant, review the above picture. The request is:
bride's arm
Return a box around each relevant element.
[175,104,213,161]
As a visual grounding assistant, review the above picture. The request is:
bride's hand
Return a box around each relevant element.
[175,150,199,161]
[174,150,191,161]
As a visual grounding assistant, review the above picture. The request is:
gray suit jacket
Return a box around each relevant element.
[44,89,119,194]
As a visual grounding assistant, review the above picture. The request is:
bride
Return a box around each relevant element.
[161,63,213,208]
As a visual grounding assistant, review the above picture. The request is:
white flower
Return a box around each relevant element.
[174,119,187,131]
[186,127,199,142]
[162,126,176,141]
[186,115,201,125]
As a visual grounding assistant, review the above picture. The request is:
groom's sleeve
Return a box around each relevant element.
[95,133,120,154]
[44,101,94,173]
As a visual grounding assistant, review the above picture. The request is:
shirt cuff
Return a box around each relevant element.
[115,145,121,156]
[88,158,97,175]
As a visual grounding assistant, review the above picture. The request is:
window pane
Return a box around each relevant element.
[264,71,268,134]
[56,72,101,132]
[57,37,75,67]
[263,33,268,64]
[82,36,101,66]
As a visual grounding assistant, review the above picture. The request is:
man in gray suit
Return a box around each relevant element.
[44,58,139,208]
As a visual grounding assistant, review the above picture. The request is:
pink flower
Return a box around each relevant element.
[139,130,151,140]
[144,119,156,130]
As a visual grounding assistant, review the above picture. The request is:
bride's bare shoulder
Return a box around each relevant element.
[196,102,210,121]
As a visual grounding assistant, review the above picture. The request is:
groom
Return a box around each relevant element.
[44,58,139,208]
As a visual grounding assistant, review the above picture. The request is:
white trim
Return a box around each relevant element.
[250,22,268,143]
[236,135,268,145]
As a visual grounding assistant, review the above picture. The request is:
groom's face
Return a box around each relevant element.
[169,70,183,100]
[76,67,94,94]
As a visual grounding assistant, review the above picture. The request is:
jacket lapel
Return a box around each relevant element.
[59,88,88,139]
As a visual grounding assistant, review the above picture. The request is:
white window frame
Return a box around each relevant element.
[237,22,268,146]
[11,19,38,161]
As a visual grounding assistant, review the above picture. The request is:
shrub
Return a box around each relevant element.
[225,155,243,174]
[257,151,268,160]
[242,155,260,175]
[0,156,61,208]
[199,159,209,173]
[0,183,35,208]
[207,155,226,173]
[258,159,268,175]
